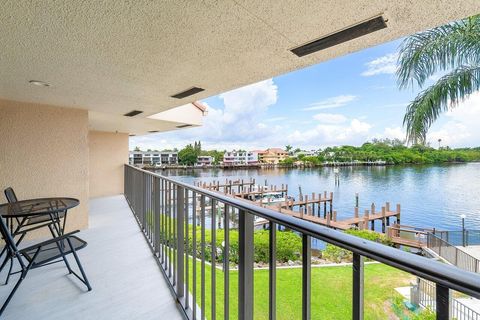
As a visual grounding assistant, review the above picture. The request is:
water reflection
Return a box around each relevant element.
[158,163,480,230]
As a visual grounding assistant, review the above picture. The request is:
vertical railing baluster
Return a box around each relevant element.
[185,189,189,310]
[201,195,206,320]
[238,210,254,320]
[148,176,151,241]
[269,222,276,320]
[302,234,311,320]
[173,183,177,286]
[224,204,230,320]
[142,172,146,230]
[155,177,160,254]
[436,283,449,320]
[176,186,185,298]
[168,182,172,278]
[353,252,364,320]
[161,178,165,265]
[211,199,217,320]
[193,191,197,320]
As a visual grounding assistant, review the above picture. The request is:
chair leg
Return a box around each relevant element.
[48,225,73,274]
[0,246,7,265]
[67,238,91,291]
[4,258,13,285]
[0,270,26,317]
[0,250,9,274]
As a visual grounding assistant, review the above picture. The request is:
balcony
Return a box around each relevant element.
[0,195,183,320]
[2,2,480,319]
[1,166,480,319]
[122,165,480,320]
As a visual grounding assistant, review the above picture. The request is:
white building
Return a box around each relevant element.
[196,156,214,166]
[129,151,178,165]
[293,150,319,157]
[223,150,259,165]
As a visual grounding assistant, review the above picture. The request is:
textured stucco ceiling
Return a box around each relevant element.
[1,1,479,122]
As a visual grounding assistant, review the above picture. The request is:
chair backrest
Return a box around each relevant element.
[4,188,18,203]
[0,216,19,255]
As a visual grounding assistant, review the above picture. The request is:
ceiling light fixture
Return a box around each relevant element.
[123,110,143,117]
[171,87,205,99]
[291,15,387,57]
[29,80,50,87]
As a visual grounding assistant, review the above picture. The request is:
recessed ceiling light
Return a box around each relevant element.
[171,87,205,99]
[291,16,387,57]
[29,80,50,87]
[123,110,143,117]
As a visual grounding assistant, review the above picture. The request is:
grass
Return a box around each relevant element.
[184,259,414,320]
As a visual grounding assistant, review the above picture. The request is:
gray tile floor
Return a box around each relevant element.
[0,195,183,320]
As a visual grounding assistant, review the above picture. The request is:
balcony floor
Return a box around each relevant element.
[0,195,183,320]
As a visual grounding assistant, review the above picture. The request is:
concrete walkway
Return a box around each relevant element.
[459,245,480,260]
[0,195,183,320]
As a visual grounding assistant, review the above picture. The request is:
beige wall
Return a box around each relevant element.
[0,99,89,233]
[88,130,128,198]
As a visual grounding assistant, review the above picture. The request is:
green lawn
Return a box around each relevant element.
[185,260,413,320]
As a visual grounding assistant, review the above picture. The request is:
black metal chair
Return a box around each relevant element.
[4,188,66,231]
[0,215,91,317]
[0,188,66,283]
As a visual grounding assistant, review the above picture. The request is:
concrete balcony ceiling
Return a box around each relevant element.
[1,1,479,134]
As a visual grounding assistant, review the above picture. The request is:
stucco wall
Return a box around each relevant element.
[88,130,128,198]
[0,99,89,233]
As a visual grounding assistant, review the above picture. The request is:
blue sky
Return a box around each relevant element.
[131,37,480,151]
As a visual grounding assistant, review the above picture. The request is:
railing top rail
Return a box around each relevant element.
[392,224,435,233]
[126,164,480,298]
[438,229,480,233]
[428,232,480,262]
[387,226,429,235]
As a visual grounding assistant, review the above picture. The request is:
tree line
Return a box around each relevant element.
[282,139,480,166]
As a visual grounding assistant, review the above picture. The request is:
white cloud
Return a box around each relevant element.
[130,79,280,150]
[361,53,398,77]
[383,127,405,140]
[265,116,287,122]
[313,113,347,124]
[427,91,480,147]
[371,126,406,141]
[285,118,372,147]
[303,95,357,111]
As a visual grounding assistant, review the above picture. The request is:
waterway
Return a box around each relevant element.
[159,163,480,231]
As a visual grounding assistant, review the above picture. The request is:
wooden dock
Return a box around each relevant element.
[195,178,428,249]
[386,224,433,249]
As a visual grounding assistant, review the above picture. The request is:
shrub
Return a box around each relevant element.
[186,228,302,265]
[322,229,393,263]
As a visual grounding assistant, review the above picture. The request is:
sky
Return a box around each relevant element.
[130,37,480,151]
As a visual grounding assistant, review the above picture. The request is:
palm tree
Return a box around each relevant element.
[397,14,480,144]
[438,138,442,149]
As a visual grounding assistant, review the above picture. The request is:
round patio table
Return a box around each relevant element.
[0,197,79,285]
[0,197,79,218]
[0,197,79,238]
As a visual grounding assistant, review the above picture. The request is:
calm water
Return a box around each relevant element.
[159,163,480,231]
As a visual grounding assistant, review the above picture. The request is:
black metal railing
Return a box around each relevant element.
[427,233,480,273]
[124,164,480,320]
[418,278,480,320]
[436,230,480,247]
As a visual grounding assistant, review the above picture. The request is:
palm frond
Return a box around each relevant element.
[404,65,480,144]
[397,15,480,89]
